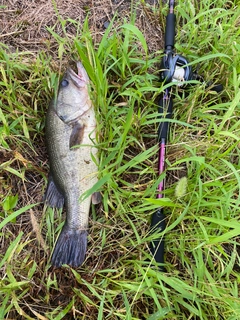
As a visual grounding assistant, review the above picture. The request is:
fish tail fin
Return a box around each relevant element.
[51,225,87,267]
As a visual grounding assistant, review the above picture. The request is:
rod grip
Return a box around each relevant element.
[165,13,176,50]
[150,208,166,266]
[158,94,173,141]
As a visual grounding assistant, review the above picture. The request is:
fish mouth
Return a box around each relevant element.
[67,61,89,88]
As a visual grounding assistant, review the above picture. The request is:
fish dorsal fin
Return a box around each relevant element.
[69,121,85,148]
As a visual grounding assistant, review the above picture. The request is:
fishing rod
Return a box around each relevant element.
[150,0,223,269]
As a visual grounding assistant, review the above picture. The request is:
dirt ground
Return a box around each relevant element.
[0,0,164,56]
[1,1,239,318]
[0,1,166,317]
[0,0,166,227]
[0,0,166,239]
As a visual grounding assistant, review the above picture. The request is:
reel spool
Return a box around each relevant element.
[160,53,192,85]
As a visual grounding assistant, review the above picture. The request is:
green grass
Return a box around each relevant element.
[0,0,240,319]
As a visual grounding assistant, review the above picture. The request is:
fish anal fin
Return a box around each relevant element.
[92,192,102,205]
[69,122,85,148]
[43,174,64,208]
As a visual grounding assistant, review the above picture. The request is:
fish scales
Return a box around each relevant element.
[46,102,97,228]
[44,62,100,267]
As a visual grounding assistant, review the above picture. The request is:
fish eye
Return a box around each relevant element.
[61,79,69,87]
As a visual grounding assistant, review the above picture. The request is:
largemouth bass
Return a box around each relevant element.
[44,61,100,267]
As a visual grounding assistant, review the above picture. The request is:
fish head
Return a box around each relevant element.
[55,62,91,123]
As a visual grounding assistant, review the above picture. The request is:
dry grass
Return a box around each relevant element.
[0,1,165,318]
[1,0,239,319]
[0,0,163,55]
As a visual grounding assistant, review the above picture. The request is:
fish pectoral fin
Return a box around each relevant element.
[69,122,85,148]
[43,174,64,208]
[92,192,102,204]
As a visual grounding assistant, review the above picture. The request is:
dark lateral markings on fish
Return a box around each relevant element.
[44,61,101,268]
